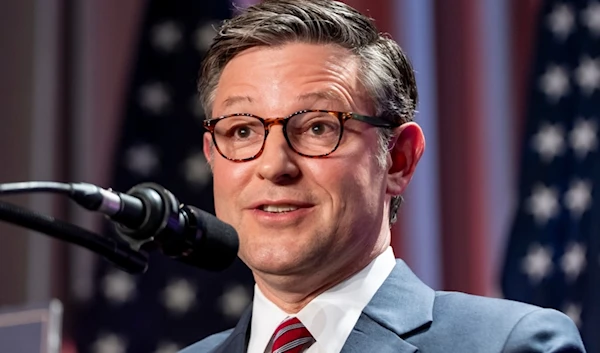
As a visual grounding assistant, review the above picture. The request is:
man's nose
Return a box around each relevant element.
[256,126,300,183]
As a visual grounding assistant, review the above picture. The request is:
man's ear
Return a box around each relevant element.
[203,132,214,166]
[386,122,425,195]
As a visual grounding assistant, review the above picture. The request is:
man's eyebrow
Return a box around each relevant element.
[221,95,254,110]
[296,90,346,105]
[219,91,347,112]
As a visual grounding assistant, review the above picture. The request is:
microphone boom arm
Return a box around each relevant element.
[0,199,148,274]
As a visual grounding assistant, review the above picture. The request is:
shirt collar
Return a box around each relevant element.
[247,282,289,353]
[247,246,396,353]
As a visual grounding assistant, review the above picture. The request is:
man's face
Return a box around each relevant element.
[204,43,391,277]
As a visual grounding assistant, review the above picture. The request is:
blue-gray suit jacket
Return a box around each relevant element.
[181,260,585,352]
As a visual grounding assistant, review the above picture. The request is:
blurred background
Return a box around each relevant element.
[0,0,598,352]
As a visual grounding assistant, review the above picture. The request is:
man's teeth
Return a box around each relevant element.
[261,205,299,213]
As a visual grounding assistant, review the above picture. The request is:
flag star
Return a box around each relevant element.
[194,21,219,52]
[546,3,575,40]
[125,144,160,177]
[575,56,600,95]
[521,243,554,284]
[582,1,600,36]
[562,302,582,328]
[183,151,212,189]
[154,341,181,353]
[564,179,593,218]
[139,83,171,115]
[539,65,570,102]
[527,184,560,225]
[152,21,182,52]
[569,118,598,159]
[102,270,136,304]
[219,284,251,319]
[531,123,565,162]
[560,242,587,282]
[162,278,197,314]
[92,333,127,353]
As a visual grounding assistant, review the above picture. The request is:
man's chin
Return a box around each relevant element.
[239,237,329,275]
[245,254,318,277]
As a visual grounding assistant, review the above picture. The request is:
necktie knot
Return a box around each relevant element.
[271,317,314,353]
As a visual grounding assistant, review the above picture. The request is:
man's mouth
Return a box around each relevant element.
[259,204,300,213]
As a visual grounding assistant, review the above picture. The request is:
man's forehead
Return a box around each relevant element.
[212,43,370,114]
[221,42,358,75]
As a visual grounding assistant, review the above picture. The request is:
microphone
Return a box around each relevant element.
[69,182,238,271]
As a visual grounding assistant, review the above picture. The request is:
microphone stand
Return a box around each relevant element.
[0,199,148,274]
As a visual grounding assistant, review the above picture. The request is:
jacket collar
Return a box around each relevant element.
[340,259,435,353]
[363,259,435,337]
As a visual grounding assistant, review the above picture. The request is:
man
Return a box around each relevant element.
[182,0,585,352]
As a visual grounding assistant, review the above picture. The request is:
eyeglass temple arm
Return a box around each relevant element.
[351,113,399,128]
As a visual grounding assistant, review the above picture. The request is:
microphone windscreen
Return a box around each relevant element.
[184,207,239,271]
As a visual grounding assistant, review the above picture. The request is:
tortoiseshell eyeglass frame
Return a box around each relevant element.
[203,109,399,162]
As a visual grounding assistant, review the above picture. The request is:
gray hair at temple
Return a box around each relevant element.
[198,0,418,224]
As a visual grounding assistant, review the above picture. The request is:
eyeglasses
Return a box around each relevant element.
[204,109,398,162]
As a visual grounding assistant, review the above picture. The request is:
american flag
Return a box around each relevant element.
[501,0,600,351]
[73,1,255,352]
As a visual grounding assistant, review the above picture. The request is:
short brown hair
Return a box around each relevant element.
[198,0,418,128]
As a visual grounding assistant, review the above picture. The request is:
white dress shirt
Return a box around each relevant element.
[246,246,396,353]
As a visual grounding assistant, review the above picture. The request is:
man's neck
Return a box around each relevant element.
[252,244,388,313]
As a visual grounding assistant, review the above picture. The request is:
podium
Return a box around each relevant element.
[0,299,62,353]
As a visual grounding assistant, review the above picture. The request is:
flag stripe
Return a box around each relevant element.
[510,0,544,158]
[435,0,489,294]
[479,0,514,296]
[396,0,442,290]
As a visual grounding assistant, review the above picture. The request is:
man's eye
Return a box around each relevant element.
[309,122,329,135]
[305,119,337,136]
[223,124,257,139]
[234,126,252,138]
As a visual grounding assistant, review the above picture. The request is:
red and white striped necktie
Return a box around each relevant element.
[270,317,315,353]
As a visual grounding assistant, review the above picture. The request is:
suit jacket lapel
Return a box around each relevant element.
[341,259,435,353]
[341,313,419,353]
[211,307,252,353]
